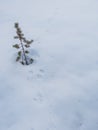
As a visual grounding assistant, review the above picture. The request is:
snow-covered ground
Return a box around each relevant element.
[0,0,98,130]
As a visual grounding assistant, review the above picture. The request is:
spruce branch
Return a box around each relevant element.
[13,22,34,65]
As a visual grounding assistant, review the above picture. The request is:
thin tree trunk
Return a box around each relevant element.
[20,40,28,65]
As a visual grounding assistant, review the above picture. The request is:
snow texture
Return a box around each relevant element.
[0,0,98,130]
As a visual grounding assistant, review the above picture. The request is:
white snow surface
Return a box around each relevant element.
[0,0,98,130]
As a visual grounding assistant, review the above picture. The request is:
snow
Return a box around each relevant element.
[0,0,98,130]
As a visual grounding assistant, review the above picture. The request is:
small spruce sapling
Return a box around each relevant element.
[13,23,34,65]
